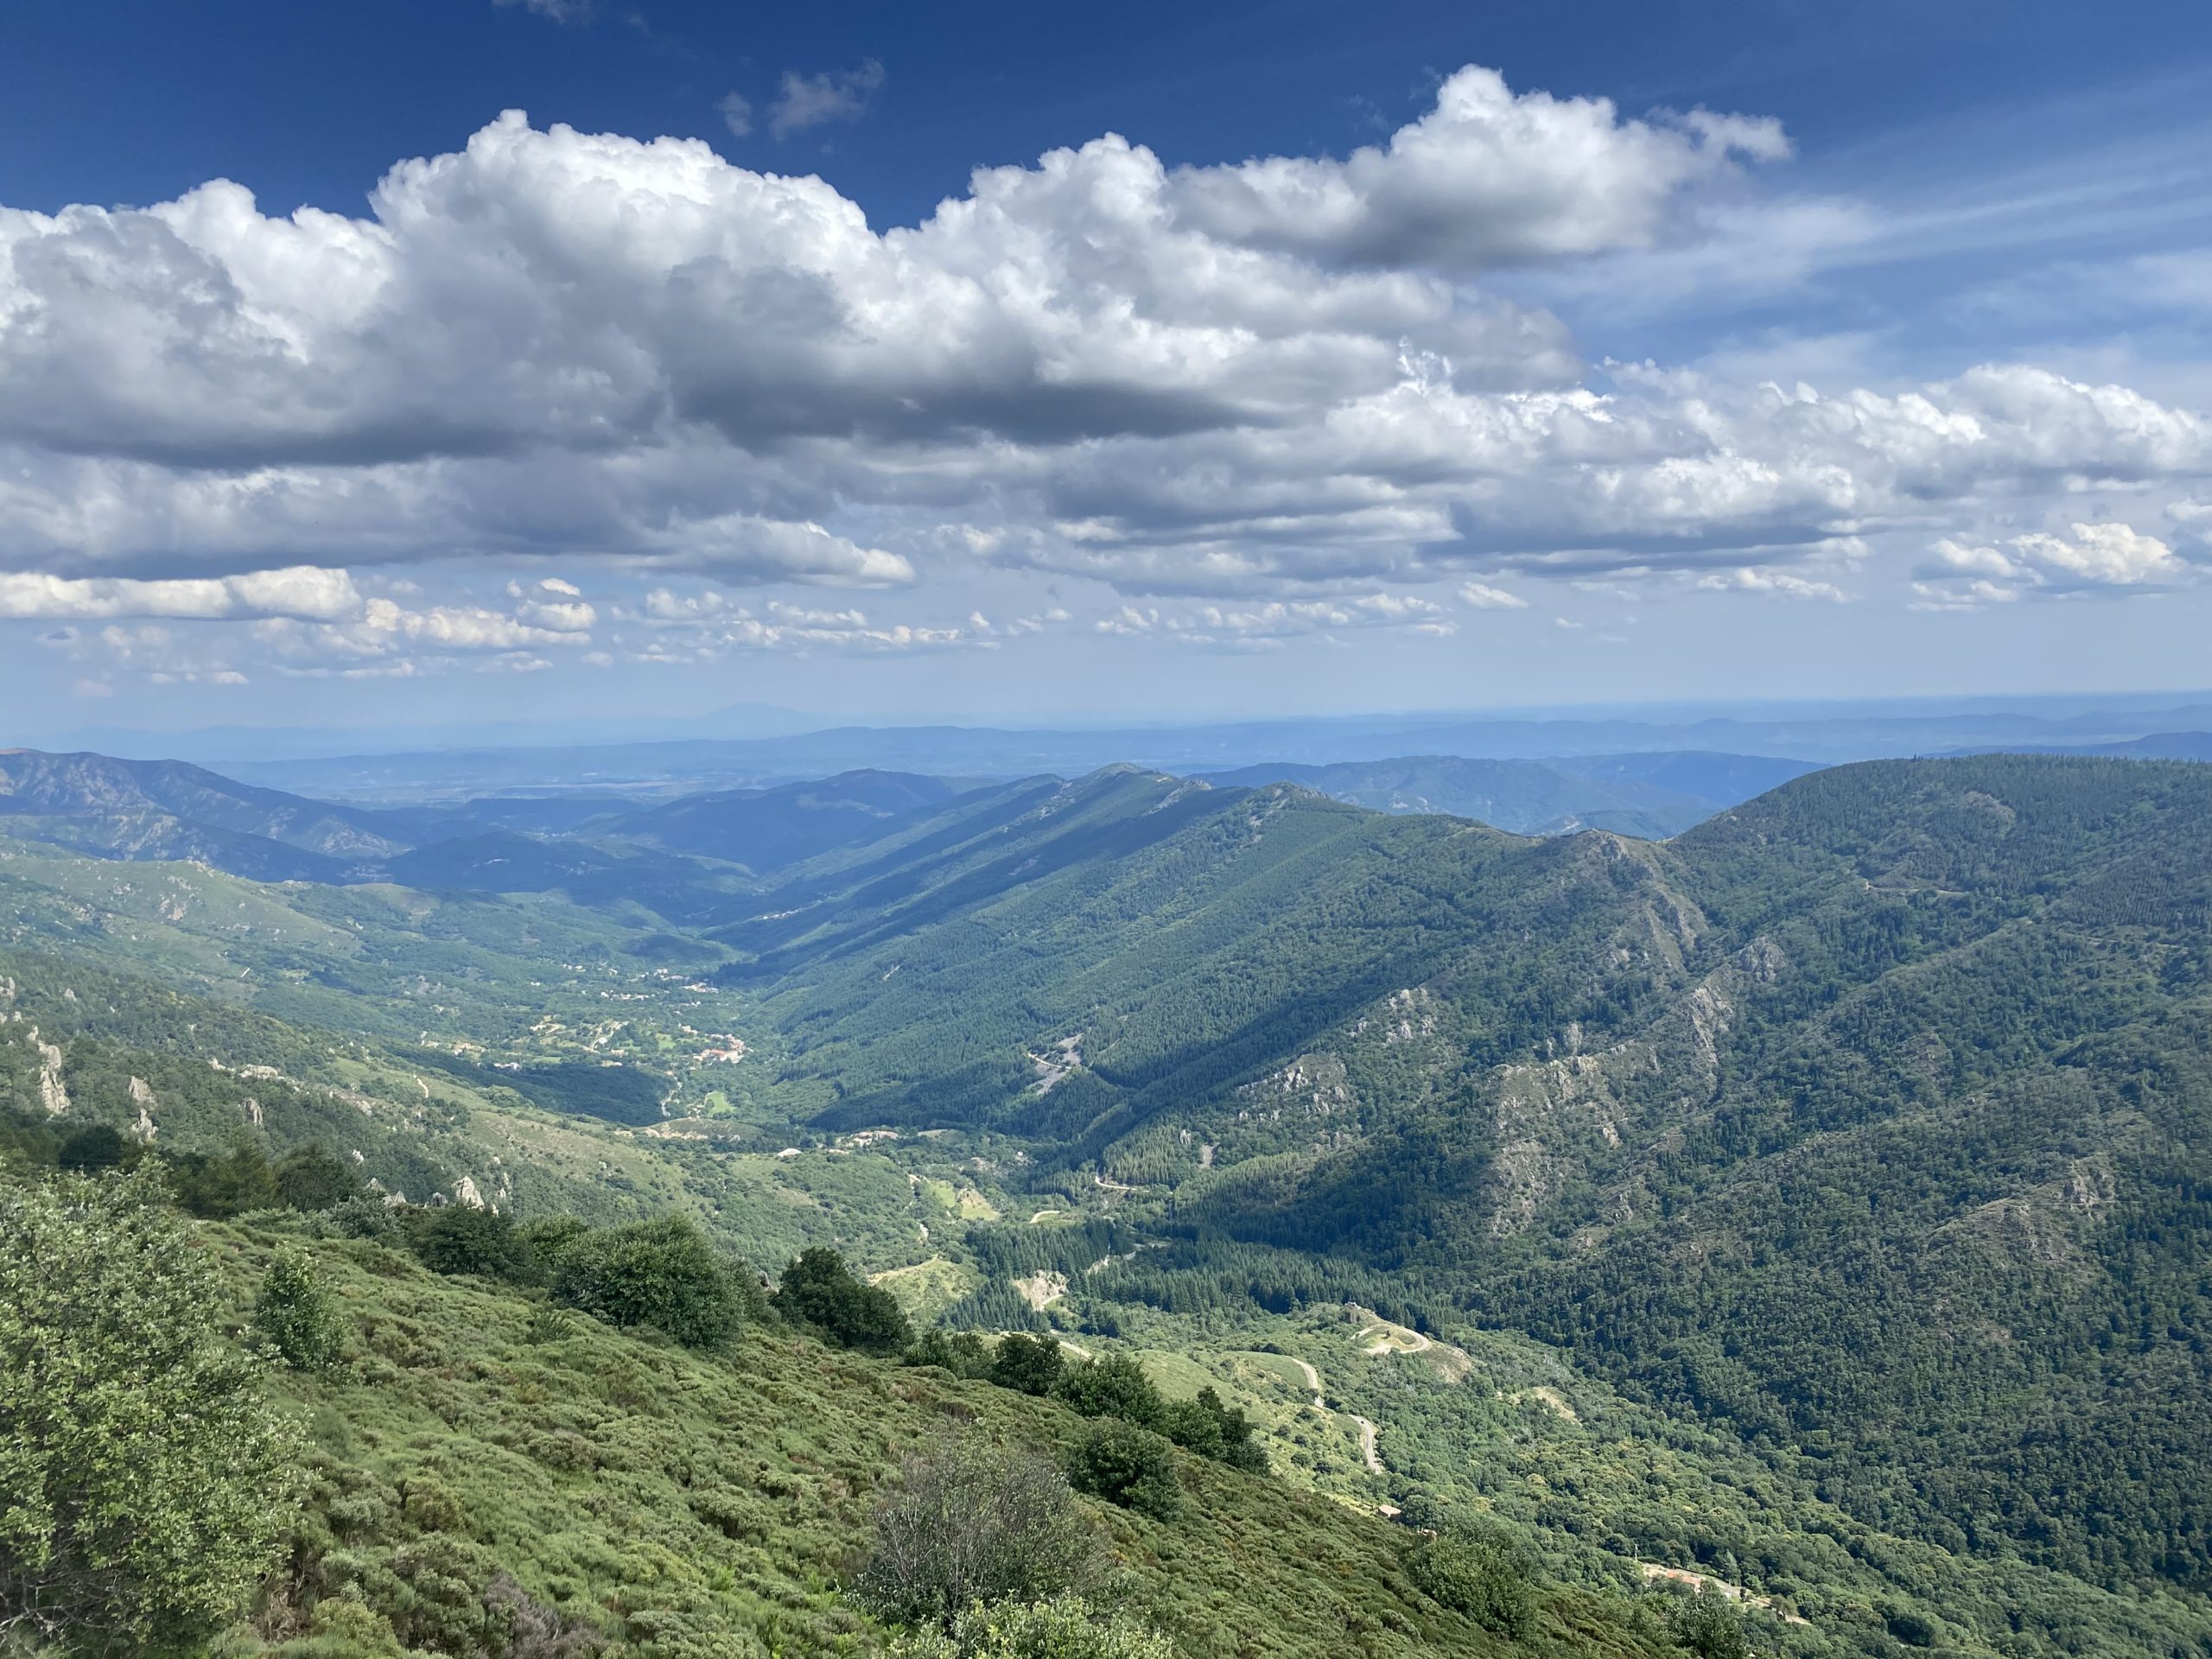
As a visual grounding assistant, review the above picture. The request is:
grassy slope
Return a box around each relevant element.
[208,1223,1678,1659]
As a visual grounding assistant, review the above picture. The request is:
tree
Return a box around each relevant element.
[1065,1420,1181,1521]
[163,1141,278,1217]
[1405,1522,1535,1639]
[909,1328,994,1378]
[988,1332,1065,1396]
[552,1215,752,1349]
[407,1204,529,1281]
[255,1245,346,1370]
[852,1438,1106,1627]
[773,1246,912,1354]
[0,1170,299,1654]
[888,1595,1177,1659]
[55,1125,136,1176]
[1052,1354,1163,1429]
[1669,1590,1750,1659]
[1160,1387,1266,1472]
[275,1143,364,1212]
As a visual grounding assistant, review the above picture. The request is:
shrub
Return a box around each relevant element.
[275,1143,365,1211]
[1670,1590,1751,1659]
[1052,1354,1163,1429]
[1406,1522,1534,1638]
[552,1214,753,1348]
[1065,1420,1181,1521]
[909,1327,994,1378]
[0,1170,299,1653]
[164,1141,279,1217]
[852,1438,1106,1626]
[256,1245,346,1370]
[988,1332,1065,1395]
[888,1594,1177,1659]
[56,1123,137,1175]
[773,1246,912,1353]
[1160,1386,1266,1473]
[406,1204,529,1280]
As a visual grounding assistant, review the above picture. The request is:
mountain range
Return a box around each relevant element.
[5,743,2211,1656]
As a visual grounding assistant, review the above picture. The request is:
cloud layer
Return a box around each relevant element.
[2,63,2208,693]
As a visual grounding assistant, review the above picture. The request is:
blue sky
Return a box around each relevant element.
[3,0,2210,738]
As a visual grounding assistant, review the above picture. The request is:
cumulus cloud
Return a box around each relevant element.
[1917,520,2187,605]
[1093,592,1453,647]
[0,67,2206,682]
[0,565,360,620]
[767,60,885,140]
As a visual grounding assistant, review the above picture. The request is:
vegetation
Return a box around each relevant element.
[256,1246,347,1370]
[1404,1522,1535,1639]
[0,1172,298,1655]
[1065,1421,1183,1521]
[774,1245,913,1353]
[853,1440,1109,1627]
[887,1594,1178,1659]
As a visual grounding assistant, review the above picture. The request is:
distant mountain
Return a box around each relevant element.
[0,748,407,880]
[614,769,965,874]
[215,697,2212,799]
[1196,752,1817,837]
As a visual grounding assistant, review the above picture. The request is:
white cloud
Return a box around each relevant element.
[717,92,754,140]
[767,60,885,140]
[0,70,2204,685]
[0,566,360,621]
[1921,520,2185,604]
[1458,582,1528,609]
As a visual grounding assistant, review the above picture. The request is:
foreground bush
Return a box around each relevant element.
[988,1332,1065,1395]
[852,1438,1106,1626]
[1669,1589,1751,1659]
[550,1213,754,1348]
[889,1594,1177,1659]
[255,1244,346,1370]
[774,1246,912,1353]
[0,1170,298,1654]
[1052,1354,1163,1428]
[1404,1522,1534,1638]
[1160,1386,1267,1473]
[1065,1420,1182,1521]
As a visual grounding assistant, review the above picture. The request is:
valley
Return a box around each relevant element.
[4,747,2210,1658]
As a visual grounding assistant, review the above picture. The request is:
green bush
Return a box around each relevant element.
[1160,1386,1266,1472]
[888,1594,1178,1659]
[909,1327,995,1378]
[165,1141,279,1218]
[1065,1420,1181,1521]
[1668,1590,1751,1659]
[773,1246,912,1353]
[56,1123,138,1175]
[552,1214,753,1349]
[255,1245,346,1370]
[852,1438,1107,1626]
[406,1204,529,1280]
[275,1143,365,1212]
[1052,1354,1163,1429]
[1405,1523,1534,1638]
[988,1332,1065,1395]
[0,1170,299,1653]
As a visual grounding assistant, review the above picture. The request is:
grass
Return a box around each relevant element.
[200,1219,1681,1659]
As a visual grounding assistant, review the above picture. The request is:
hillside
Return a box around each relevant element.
[0,748,410,879]
[1196,753,1820,838]
[3,753,2209,1657]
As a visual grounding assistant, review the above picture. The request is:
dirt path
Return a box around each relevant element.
[1351,1414,1383,1474]
[1281,1353,1382,1475]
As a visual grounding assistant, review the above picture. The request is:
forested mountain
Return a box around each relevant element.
[1197,752,1820,837]
[4,751,2210,1657]
[0,747,410,879]
[613,769,967,873]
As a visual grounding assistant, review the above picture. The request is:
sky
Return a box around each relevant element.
[3,0,2211,740]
